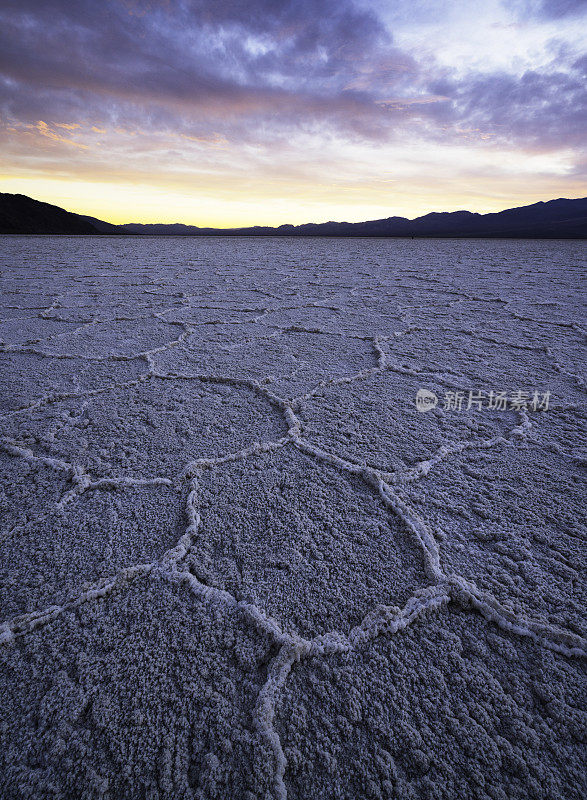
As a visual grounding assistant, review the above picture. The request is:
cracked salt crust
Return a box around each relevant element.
[0,235,585,799]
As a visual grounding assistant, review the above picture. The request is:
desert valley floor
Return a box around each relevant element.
[0,236,585,799]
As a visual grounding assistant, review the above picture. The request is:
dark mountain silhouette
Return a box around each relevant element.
[78,214,121,234]
[0,193,100,235]
[1,192,586,238]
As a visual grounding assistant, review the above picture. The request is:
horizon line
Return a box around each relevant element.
[3,190,587,230]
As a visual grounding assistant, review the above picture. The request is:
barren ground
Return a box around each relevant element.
[0,236,585,799]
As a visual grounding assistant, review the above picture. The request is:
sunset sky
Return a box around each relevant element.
[0,0,585,226]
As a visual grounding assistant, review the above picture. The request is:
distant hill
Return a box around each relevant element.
[0,193,100,235]
[1,192,586,238]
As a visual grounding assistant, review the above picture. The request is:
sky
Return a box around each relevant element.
[0,0,585,226]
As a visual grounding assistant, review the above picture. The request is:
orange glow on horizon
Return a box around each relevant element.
[1,172,584,229]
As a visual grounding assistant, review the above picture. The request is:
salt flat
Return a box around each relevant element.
[0,236,585,799]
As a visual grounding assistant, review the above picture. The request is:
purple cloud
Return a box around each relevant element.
[526,0,587,19]
[0,0,585,155]
[426,51,587,151]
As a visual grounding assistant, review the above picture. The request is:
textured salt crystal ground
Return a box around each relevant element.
[0,236,585,800]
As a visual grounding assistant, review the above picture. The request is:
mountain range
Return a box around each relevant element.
[1,192,586,238]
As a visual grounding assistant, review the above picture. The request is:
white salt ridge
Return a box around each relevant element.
[401,408,532,482]
[0,436,172,511]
